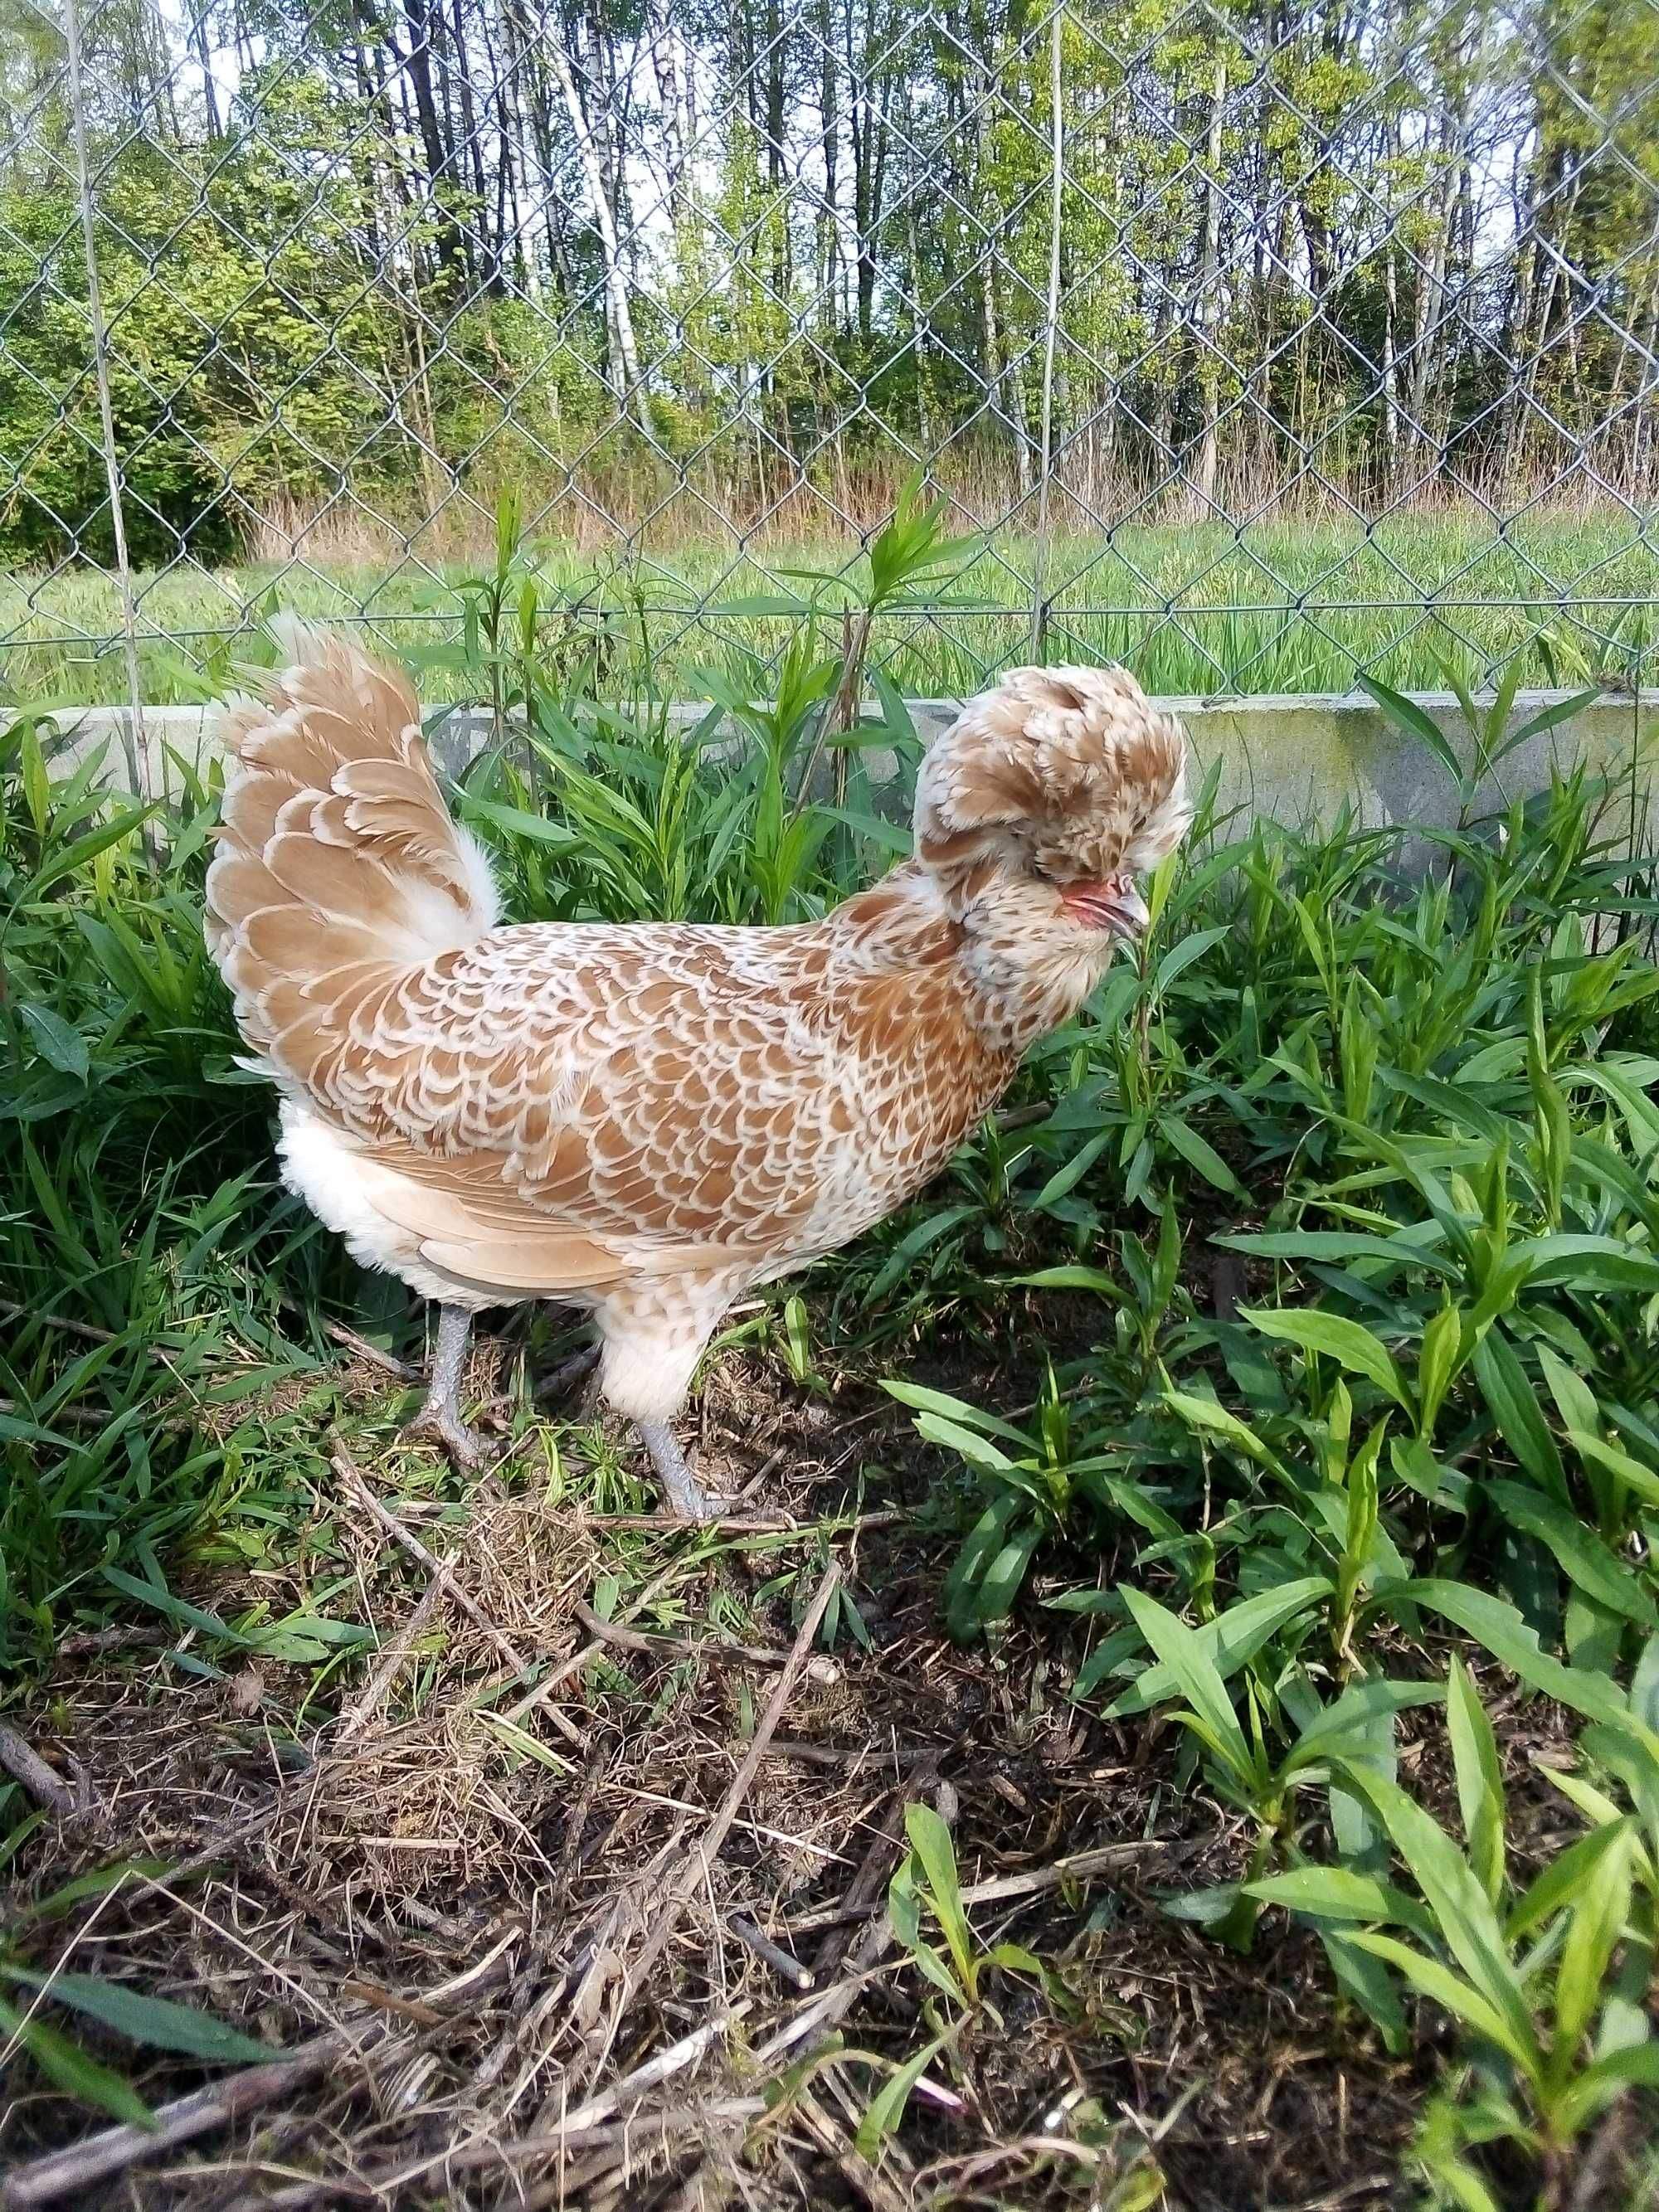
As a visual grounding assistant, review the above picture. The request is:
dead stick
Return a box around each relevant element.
[0,1947,520,2210]
[334,1445,586,1747]
[617,1561,843,2003]
[727,1914,813,1990]
[576,1510,905,1535]
[748,1738,935,1772]
[260,2096,771,2207]
[499,1553,703,1727]
[572,1597,832,1675]
[811,1751,941,1980]
[0,1723,77,1816]
[756,1782,946,2066]
[0,2025,380,2209]
[338,1451,533,1684]
[337,1578,447,1740]
[782,1835,1194,1939]
[323,1320,421,1381]
[0,1298,116,1344]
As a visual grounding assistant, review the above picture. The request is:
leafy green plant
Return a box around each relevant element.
[855,1800,1044,2160]
[0,1849,274,2127]
[1247,1659,1659,2212]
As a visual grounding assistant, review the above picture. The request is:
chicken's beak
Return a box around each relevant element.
[1060,877,1149,941]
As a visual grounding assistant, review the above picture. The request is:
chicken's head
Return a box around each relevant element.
[913,664,1190,964]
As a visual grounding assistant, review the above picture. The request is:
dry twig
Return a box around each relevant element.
[609,1561,844,2012]
[572,1596,839,1680]
[335,1578,449,1740]
[0,1723,81,1818]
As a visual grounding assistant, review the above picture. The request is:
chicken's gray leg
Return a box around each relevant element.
[637,1420,714,1520]
[406,1304,485,1469]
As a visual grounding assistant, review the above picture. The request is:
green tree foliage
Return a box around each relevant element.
[0,0,1652,565]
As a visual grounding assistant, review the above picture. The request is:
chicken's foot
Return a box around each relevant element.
[405,1303,487,1470]
[637,1420,718,1521]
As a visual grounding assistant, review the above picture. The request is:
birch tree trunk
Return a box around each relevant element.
[540,22,652,435]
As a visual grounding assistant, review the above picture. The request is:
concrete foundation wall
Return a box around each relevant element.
[39,689,1658,834]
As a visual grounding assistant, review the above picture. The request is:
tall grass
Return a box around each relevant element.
[0,504,1652,707]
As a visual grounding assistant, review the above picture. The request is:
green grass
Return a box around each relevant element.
[4,590,1659,2204]
[0,506,1654,704]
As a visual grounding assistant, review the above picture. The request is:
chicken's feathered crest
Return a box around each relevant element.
[913,664,1190,886]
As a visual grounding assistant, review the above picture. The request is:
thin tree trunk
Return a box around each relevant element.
[539,22,651,432]
[1194,56,1227,512]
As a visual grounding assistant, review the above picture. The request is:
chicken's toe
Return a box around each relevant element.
[636,1420,732,1521]
[404,1405,488,1471]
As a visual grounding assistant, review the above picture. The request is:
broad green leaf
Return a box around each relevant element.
[854,2029,953,2161]
[1445,1656,1506,1906]
[1471,1330,1570,1505]
[1119,1587,1255,1786]
[1402,1582,1634,1733]
[1551,1826,1632,2085]
[903,1802,973,1990]
[1506,1819,1636,1946]
[1287,1677,1447,1766]
[1340,1933,1535,2074]
[1154,926,1229,994]
[1555,2038,1659,2134]
[455,794,580,848]
[882,1381,1030,1446]
[1218,1228,1455,1279]
[973,1526,1043,1626]
[1355,674,1465,786]
[1416,1302,1466,1437]
[912,1412,1014,1474]
[1,1969,273,2064]
[9,1860,172,1928]
[1536,1344,1599,1437]
[1484,1480,1655,1625]
[1031,1130,1111,1208]
[1163,1388,1276,1466]
[1159,1116,1246,1195]
[1015,1266,1125,1302]
[1337,1767,1536,2068]
[1568,1430,1659,1509]
[1321,1929,1409,2055]
[1107,1578,1331,1718]
[18,1004,89,1081]
[1243,1865,1433,1940]
[0,1995,155,2129]
[1238,1305,1410,1410]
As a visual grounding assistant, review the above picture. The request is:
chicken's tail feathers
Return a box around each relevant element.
[204,620,499,1063]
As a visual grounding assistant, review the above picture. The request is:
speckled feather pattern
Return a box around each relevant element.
[205,630,1189,1422]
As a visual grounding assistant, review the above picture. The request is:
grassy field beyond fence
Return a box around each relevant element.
[1,507,1653,706]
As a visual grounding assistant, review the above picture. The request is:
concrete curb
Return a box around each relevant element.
[36,689,1658,835]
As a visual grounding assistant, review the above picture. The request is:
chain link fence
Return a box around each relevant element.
[0,0,1655,704]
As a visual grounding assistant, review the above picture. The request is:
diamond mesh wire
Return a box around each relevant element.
[0,0,1654,701]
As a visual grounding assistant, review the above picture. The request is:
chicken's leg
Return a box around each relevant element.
[637,1421,715,1521]
[406,1304,485,1469]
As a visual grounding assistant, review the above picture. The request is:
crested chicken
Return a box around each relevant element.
[205,627,1190,1517]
